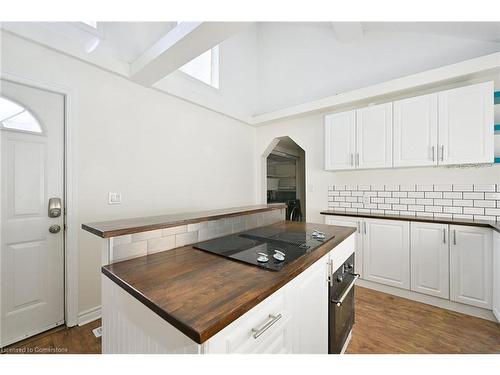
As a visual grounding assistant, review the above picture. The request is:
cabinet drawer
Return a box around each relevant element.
[205,289,291,353]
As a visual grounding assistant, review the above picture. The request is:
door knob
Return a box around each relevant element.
[49,224,61,234]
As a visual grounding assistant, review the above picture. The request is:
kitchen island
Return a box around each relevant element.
[89,215,356,354]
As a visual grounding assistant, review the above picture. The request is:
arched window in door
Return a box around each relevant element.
[0,96,42,134]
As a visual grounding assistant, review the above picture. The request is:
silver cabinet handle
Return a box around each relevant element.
[441,145,444,162]
[331,274,360,307]
[431,146,435,162]
[443,228,446,244]
[356,153,359,167]
[453,229,457,245]
[357,221,360,233]
[363,221,367,234]
[350,153,353,166]
[252,314,282,339]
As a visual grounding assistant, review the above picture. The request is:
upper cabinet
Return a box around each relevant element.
[325,81,494,171]
[324,103,393,171]
[325,111,356,170]
[393,93,438,167]
[438,81,494,165]
[356,103,393,169]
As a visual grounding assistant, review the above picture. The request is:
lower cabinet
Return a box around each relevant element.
[363,218,410,289]
[325,216,363,277]
[325,215,495,314]
[206,289,294,354]
[410,222,449,299]
[287,252,329,354]
[206,235,356,354]
[450,225,493,309]
[493,231,500,321]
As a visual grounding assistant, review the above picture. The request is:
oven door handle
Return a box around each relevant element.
[331,273,360,307]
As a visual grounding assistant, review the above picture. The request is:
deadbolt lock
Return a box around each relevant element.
[48,197,62,218]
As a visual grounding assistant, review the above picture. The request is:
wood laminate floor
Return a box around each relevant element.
[347,286,500,354]
[1,319,101,354]
[1,286,499,354]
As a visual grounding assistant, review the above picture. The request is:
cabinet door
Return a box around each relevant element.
[410,222,449,299]
[205,289,293,354]
[438,81,494,165]
[356,103,393,169]
[325,216,363,278]
[324,111,356,170]
[393,93,438,167]
[450,225,492,309]
[363,219,410,289]
[288,252,329,354]
[493,231,500,321]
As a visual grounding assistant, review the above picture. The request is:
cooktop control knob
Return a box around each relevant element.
[273,250,285,262]
[257,252,269,263]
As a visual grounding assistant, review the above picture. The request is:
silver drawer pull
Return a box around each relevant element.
[331,274,360,307]
[251,313,282,339]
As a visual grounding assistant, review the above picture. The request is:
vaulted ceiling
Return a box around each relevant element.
[2,22,500,124]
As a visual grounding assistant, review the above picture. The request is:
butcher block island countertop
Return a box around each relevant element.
[82,203,286,238]
[102,221,356,344]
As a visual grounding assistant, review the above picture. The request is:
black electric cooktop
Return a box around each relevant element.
[193,225,335,271]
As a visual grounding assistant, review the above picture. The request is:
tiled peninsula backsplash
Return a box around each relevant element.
[111,208,286,262]
[327,184,500,222]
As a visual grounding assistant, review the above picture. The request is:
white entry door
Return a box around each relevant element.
[1,79,65,347]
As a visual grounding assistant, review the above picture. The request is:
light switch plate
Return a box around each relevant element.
[108,192,121,204]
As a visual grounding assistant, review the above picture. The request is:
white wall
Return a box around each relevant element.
[154,24,259,121]
[256,75,500,224]
[256,23,500,114]
[1,32,257,314]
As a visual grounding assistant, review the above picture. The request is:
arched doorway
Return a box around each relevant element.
[264,136,306,221]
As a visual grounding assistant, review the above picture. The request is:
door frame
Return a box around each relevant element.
[0,70,79,328]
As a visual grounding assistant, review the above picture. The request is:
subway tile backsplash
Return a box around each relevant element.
[110,208,286,263]
[327,184,500,222]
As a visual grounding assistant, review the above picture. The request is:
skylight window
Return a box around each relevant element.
[0,97,42,133]
[179,45,220,89]
[81,21,98,29]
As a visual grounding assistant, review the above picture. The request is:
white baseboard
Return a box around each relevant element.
[357,279,497,322]
[493,305,500,323]
[77,306,101,326]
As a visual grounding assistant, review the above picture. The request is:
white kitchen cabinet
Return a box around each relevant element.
[393,93,438,167]
[363,218,410,289]
[450,225,492,309]
[410,222,449,299]
[207,236,355,354]
[287,251,329,354]
[356,103,393,169]
[324,111,356,170]
[325,216,363,277]
[493,231,500,321]
[438,81,494,165]
[207,289,294,354]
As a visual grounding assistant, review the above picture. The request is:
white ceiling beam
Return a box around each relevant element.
[130,22,250,85]
[331,22,364,43]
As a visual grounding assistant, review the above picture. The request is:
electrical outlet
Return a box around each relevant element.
[108,192,121,204]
